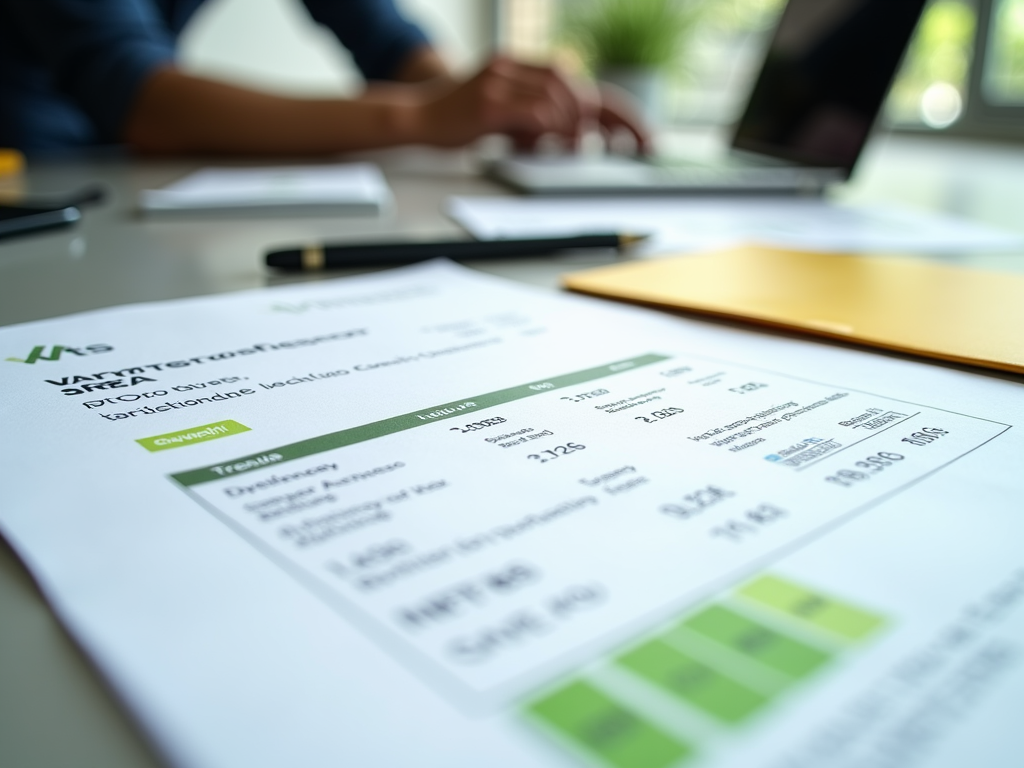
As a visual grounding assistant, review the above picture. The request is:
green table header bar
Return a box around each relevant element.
[171,354,668,487]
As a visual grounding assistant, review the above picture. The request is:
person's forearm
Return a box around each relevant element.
[123,67,424,155]
[121,56,640,156]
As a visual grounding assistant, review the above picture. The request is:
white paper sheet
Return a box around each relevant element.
[1,261,1022,768]
[139,162,392,215]
[448,196,1024,255]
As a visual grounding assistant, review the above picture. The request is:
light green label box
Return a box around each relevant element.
[136,420,251,452]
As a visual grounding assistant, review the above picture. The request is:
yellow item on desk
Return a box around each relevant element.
[0,149,25,176]
[563,244,1024,374]
[0,149,25,204]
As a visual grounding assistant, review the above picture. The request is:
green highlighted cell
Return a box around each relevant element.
[677,606,830,679]
[530,680,692,768]
[136,420,250,452]
[618,640,769,724]
[525,579,888,767]
[172,354,668,486]
[738,575,885,641]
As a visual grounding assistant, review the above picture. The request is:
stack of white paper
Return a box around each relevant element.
[140,162,392,216]
[448,196,1024,255]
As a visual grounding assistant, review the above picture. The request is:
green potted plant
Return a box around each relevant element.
[563,0,701,124]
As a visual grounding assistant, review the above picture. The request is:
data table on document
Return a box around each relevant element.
[180,350,1008,702]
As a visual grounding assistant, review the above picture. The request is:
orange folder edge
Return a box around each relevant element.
[562,244,1024,376]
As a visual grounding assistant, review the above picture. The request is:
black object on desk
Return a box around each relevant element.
[265,233,648,270]
[0,204,81,241]
[0,184,108,241]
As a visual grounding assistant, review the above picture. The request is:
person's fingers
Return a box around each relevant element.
[464,56,617,150]
[506,85,572,136]
[478,76,563,138]
[490,75,568,136]
[494,60,588,141]
[477,77,549,135]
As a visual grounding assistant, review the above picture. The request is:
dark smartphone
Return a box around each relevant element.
[0,204,81,241]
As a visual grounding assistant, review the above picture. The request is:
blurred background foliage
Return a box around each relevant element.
[560,0,703,70]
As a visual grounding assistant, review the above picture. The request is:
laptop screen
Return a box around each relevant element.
[730,0,926,175]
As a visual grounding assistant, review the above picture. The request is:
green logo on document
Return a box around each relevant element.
[5,344,114,364]
[136,420,251,452]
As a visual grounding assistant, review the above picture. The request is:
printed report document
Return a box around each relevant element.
[1,261,1021,768]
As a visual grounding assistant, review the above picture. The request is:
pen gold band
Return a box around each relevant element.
[301,245,325,271]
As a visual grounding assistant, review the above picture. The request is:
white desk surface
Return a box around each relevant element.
[1,132,1023,768]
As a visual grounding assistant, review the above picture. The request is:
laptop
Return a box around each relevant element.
[487,0,927,195]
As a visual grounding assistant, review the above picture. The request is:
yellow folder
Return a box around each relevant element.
[563,244,1024,374]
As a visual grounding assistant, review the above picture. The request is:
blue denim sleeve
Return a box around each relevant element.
[4,0,176,141]
[301,0,431,80]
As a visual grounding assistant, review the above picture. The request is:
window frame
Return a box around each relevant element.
[897,0,1024,138]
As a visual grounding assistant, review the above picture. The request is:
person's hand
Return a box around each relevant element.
[414,56,587,148]
[121,57,652,157]
[413,56,650,153]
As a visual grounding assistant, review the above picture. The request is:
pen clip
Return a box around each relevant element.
[302,245,325,270]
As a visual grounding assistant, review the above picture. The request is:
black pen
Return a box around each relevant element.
[265,233,648,270]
